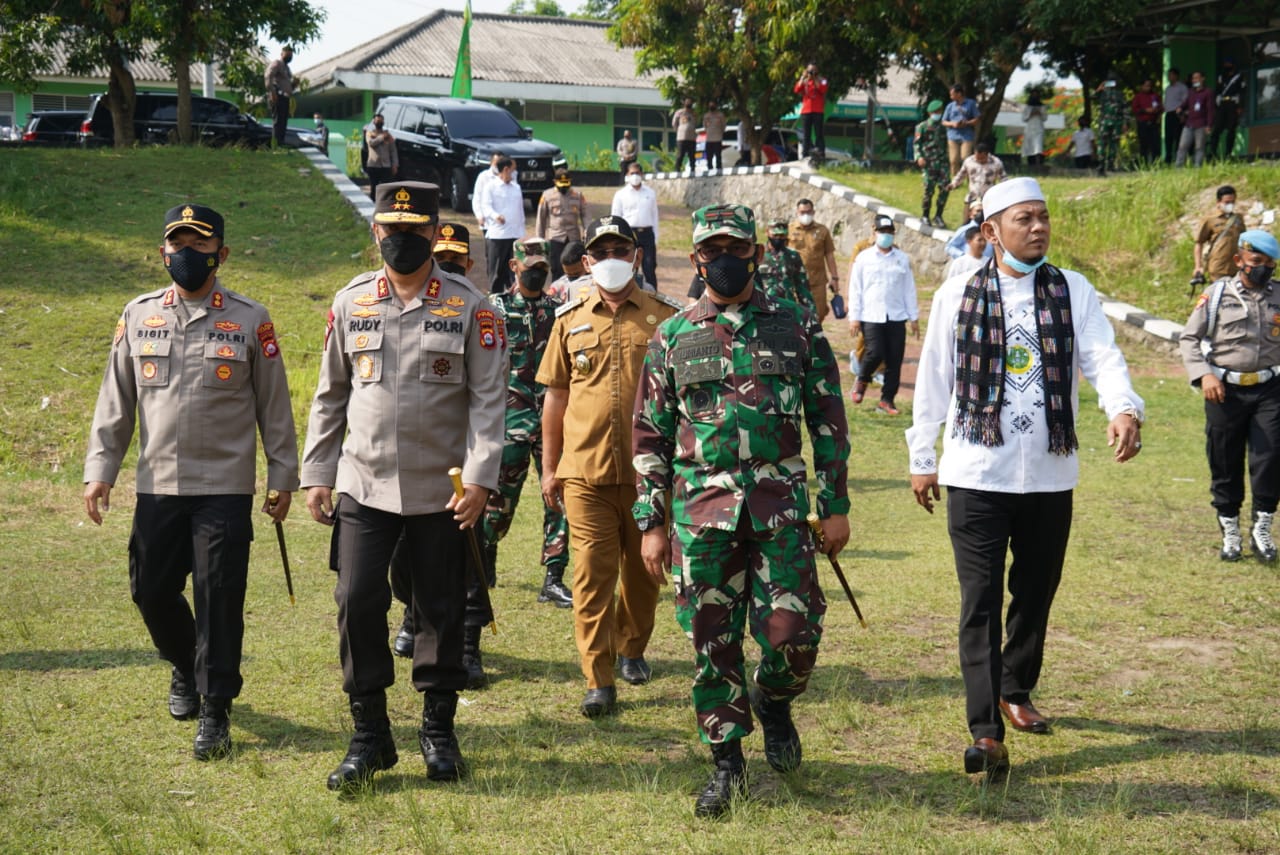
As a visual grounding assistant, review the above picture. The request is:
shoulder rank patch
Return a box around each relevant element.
[426,278,442,300]
[162,288,176,307]
[376,277,390,299]
[555,296,583,318]
[476,308,498,349]
[214,320,242,332]
[210,291,224,309]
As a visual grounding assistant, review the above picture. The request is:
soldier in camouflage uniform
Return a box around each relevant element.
[632,203,851,819]
[915,99,951,227]
[483,237,572,611]
[1096,76,1128,175]
[757,220,815,311]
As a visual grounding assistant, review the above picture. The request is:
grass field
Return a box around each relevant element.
[1,148,1279,853]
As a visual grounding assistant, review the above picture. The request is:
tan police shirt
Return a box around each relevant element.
[1196,212,1244,281]
[84,280,299,494]
[788,220,835,291]
[301,266,507,515]
[536,187,589,243]
[1180,277,1280,381]
[537,286,678,485]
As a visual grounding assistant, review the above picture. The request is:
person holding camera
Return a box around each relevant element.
[794,64,829,159]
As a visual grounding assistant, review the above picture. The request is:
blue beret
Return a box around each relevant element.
[1239,229,1279,261]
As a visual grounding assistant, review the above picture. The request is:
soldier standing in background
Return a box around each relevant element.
[536,168,589,281]
[633,203,850,818]
[915,99,951,228]
[757,219,815,311]
[264,45,295,147]
[83,203,299,762]
[1096,75,1128,176]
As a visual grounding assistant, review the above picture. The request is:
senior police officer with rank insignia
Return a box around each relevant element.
[632,204,850,818]
[84,203,299,762]
[1180,229,1280,563]
[537,215,681,718]
[301,182,507,792]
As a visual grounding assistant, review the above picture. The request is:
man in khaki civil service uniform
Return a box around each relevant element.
[300,181,507,792]
[537,215,681,718]
[789,198,841,322]
[535,167,590,281]
[83,203,299,762]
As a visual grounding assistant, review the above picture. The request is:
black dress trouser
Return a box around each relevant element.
[129,493,253,699]
[946,487,1073,742]
[858,320,907,404]
[1204,377,1280,517]
[333,496,469,695]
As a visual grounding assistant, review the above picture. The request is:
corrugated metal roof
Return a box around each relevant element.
[35,40,224,86]
[299,11,658,91]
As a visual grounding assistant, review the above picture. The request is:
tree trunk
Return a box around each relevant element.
[105,51,136,148]
[175,55,193,144]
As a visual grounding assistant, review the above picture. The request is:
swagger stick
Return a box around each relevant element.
[266,490,295,606]
[806,512,867,628]
[449,467,497,635]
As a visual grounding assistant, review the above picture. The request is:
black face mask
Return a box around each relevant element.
[379,231,433,274]
[972,212,985,225]
[520,268,549,292]
[164,246,219,292]
[768,237,788,252]
[437,260,467,276]
[698,253,755,299]
[556,184,571,194]
[1244,264,1276,288]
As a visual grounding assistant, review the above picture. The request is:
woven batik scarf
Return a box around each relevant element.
[951,258,1078,455]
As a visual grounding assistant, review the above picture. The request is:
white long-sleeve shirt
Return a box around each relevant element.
[480,178,525,240]
[905,267,1144,493]
[849,246,918,323]
[610,184,660,239]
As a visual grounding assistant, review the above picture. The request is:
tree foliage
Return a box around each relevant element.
[506,0,567,15]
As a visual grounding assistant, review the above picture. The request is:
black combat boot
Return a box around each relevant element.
[750,687,802,772]
[393,607,414,659]
[168,664,199,721]
[695,739,747,819]
[326,692,398,791]
[537,564,573,608]
[419,691,466,781]
[193,696,232,761]
[462,624,488,689]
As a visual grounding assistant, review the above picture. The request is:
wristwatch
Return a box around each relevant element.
[636,517,663,532]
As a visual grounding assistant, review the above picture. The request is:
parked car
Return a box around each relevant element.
[694,124,853,171]
[79,92,309,149]
[21,110,85,146]
[373,95,566,210]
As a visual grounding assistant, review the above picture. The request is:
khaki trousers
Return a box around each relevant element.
[947,139,973,178]
[563,480,660,688]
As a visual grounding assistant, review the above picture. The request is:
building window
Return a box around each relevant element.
[0,91,13,130]
[614,107,673,157]
[32,93,91,112]
[1256,65,1280,123]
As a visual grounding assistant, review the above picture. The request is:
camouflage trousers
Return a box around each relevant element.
[1097,125,1123,170]
[672,518,826,744]
[481,411,569,571]
[921,170,950,217]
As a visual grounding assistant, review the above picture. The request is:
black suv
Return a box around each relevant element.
[79,91,307,148]
[373,96,565,209]
[21,110,85,146]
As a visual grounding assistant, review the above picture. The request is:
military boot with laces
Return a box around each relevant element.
[193,697,232,761]
[462,624,488,690]
[537,565,573,608]
[1252,511,1278,563]
[1219,514,1243,562]
[420,691,467,781]
[327,693,398,791]
[749,687,802,772]
[695,739,747,819]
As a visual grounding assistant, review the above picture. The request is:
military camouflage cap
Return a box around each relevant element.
[513,236,550,267]
[691,203,756,245]
[767,218,789,236]
[433,222,470,255]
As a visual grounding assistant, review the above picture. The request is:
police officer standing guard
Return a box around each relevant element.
[1180,229,1280,563]
[301,182,507,791]
[633,204,850,818]
[536,168,589,281]
[84,204,299,761]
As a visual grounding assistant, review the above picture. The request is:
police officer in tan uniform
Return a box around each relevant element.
[537,215,681,718]
[1180,229,1280,563]
[536,168,590,281]
[83,203,299,762]
[301,182,507,791]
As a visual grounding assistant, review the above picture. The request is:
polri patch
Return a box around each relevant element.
[216,365,233,381]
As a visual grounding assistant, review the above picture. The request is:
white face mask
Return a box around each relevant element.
[798,213,814,226]
[590,257,636,292]
[627,173,642,187]
[1222,202,1235,214]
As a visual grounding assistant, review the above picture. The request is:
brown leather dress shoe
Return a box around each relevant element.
[1000,698,1050,734]
[963,737,1009,775]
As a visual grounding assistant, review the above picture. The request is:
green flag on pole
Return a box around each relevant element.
[451,0,472,99]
